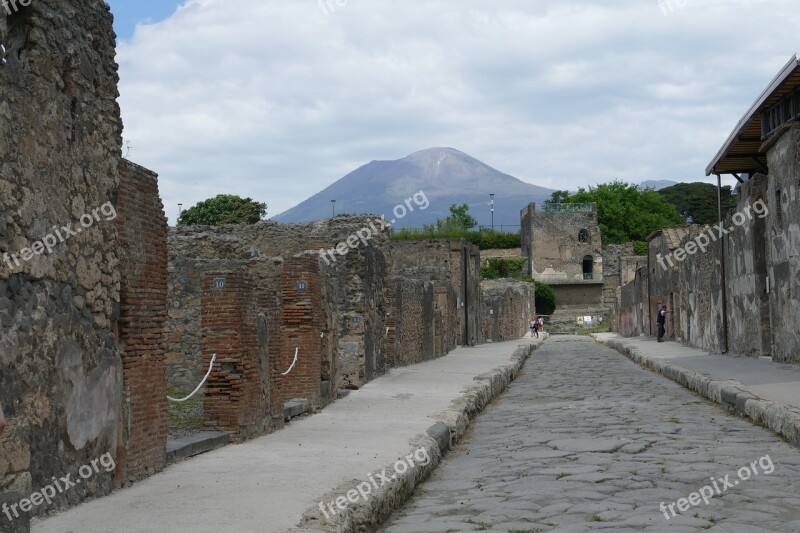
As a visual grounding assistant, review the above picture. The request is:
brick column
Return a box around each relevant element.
[201,272,266,442]
[116,160,168,484]
[276,257,324,409]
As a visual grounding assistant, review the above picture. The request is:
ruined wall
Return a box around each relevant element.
[116,160,168,483]
[0,0,123,524]
[616,267,649,337]
[168,216,389,394]
[391,239,481,350]
[392,277,435,365]
[765,126,800,363]
[201,271,267,442]
[481,280,534,342]
[480,248,523,267]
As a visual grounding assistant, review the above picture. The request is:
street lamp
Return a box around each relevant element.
[489,194,495,230]
[331,199,336,218]
[178,203,183,219]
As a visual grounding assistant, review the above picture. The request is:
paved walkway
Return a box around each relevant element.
[33,337,542,533]
[384,336,800,532]
[593,333,800,409]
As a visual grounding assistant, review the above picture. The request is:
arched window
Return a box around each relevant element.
[583,255,594,280]
[578,229,590,243]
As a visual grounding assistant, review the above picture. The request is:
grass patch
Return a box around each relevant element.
[662,417,681,424]
[591,515,602,522]
[167,387,205,431]
[556,472,571,480]
[465,518,492,530]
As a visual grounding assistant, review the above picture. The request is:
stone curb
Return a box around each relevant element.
[297,339,543,533]
[594,335,800,449]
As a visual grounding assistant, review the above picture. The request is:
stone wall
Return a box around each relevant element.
[390,239,482,352]
[765,126,800,363]
[167,216,389,394]
[613,128,800,362]
[480,280,534,342]
[0,0,171,524]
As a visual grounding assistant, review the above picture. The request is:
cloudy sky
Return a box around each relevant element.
[106,0,799,223]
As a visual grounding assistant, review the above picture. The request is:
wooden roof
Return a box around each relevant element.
[706,54,800,176]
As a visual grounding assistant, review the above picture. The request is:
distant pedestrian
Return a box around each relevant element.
[0,402,5,436]
[530,317,539,338]
[656,306,668,342]
[538,316,544,333]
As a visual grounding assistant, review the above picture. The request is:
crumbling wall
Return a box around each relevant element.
[0,0,124,524]
[481,280,534,341]
[168,217,390,393]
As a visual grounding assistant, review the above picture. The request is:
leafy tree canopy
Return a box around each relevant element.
[549,181,684,248]
[658,182,737,225]
[178,194,267,226]
[446,203,478,231]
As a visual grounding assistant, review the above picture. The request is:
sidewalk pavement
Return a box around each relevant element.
[33,335,545,533]
[594,332,800,449]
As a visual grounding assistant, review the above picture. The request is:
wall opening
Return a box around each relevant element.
[583,255,594,280]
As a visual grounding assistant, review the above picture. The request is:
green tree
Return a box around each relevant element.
[556,181,684,248]
[542,190,571,209]
[658,182,737,225]
[533,280,557,316]
[178,194,267,226]
[446,203,477,231]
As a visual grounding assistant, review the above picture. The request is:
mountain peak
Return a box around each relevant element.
[273,148,555,228]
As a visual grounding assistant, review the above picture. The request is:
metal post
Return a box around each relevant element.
[489,193,495,230]
[331,200,336,218]
[717,173,729,354]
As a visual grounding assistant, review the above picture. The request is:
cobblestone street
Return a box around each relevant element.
[383,336,800,532]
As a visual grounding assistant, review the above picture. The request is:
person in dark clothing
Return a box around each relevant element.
[0,402,5,435]
[657,306,668,342]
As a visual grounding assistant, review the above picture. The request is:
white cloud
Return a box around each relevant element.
[115,0,800,222]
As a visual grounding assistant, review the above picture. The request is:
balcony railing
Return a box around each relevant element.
[541,202,593,213]
[583,273,595,280]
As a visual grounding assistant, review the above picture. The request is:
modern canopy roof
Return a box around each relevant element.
[706,54,800,177]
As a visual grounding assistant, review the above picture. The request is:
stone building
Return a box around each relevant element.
[0,2,171,528]
[520,202,606,327]
[612,54,800,363]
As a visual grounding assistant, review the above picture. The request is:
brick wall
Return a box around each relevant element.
[276,257,325,408]
[116,160,168,484]
[481,280,534,342]
[201,272,267,442]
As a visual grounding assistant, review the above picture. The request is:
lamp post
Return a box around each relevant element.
[331,199,336,218]
[489,194,495,230]
[178,203,183,219]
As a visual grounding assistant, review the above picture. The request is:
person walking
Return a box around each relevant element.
[656,305,668,342]
[530,317,539,338]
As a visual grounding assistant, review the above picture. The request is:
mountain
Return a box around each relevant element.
[638,180,678,191]
[272,148,555,229]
